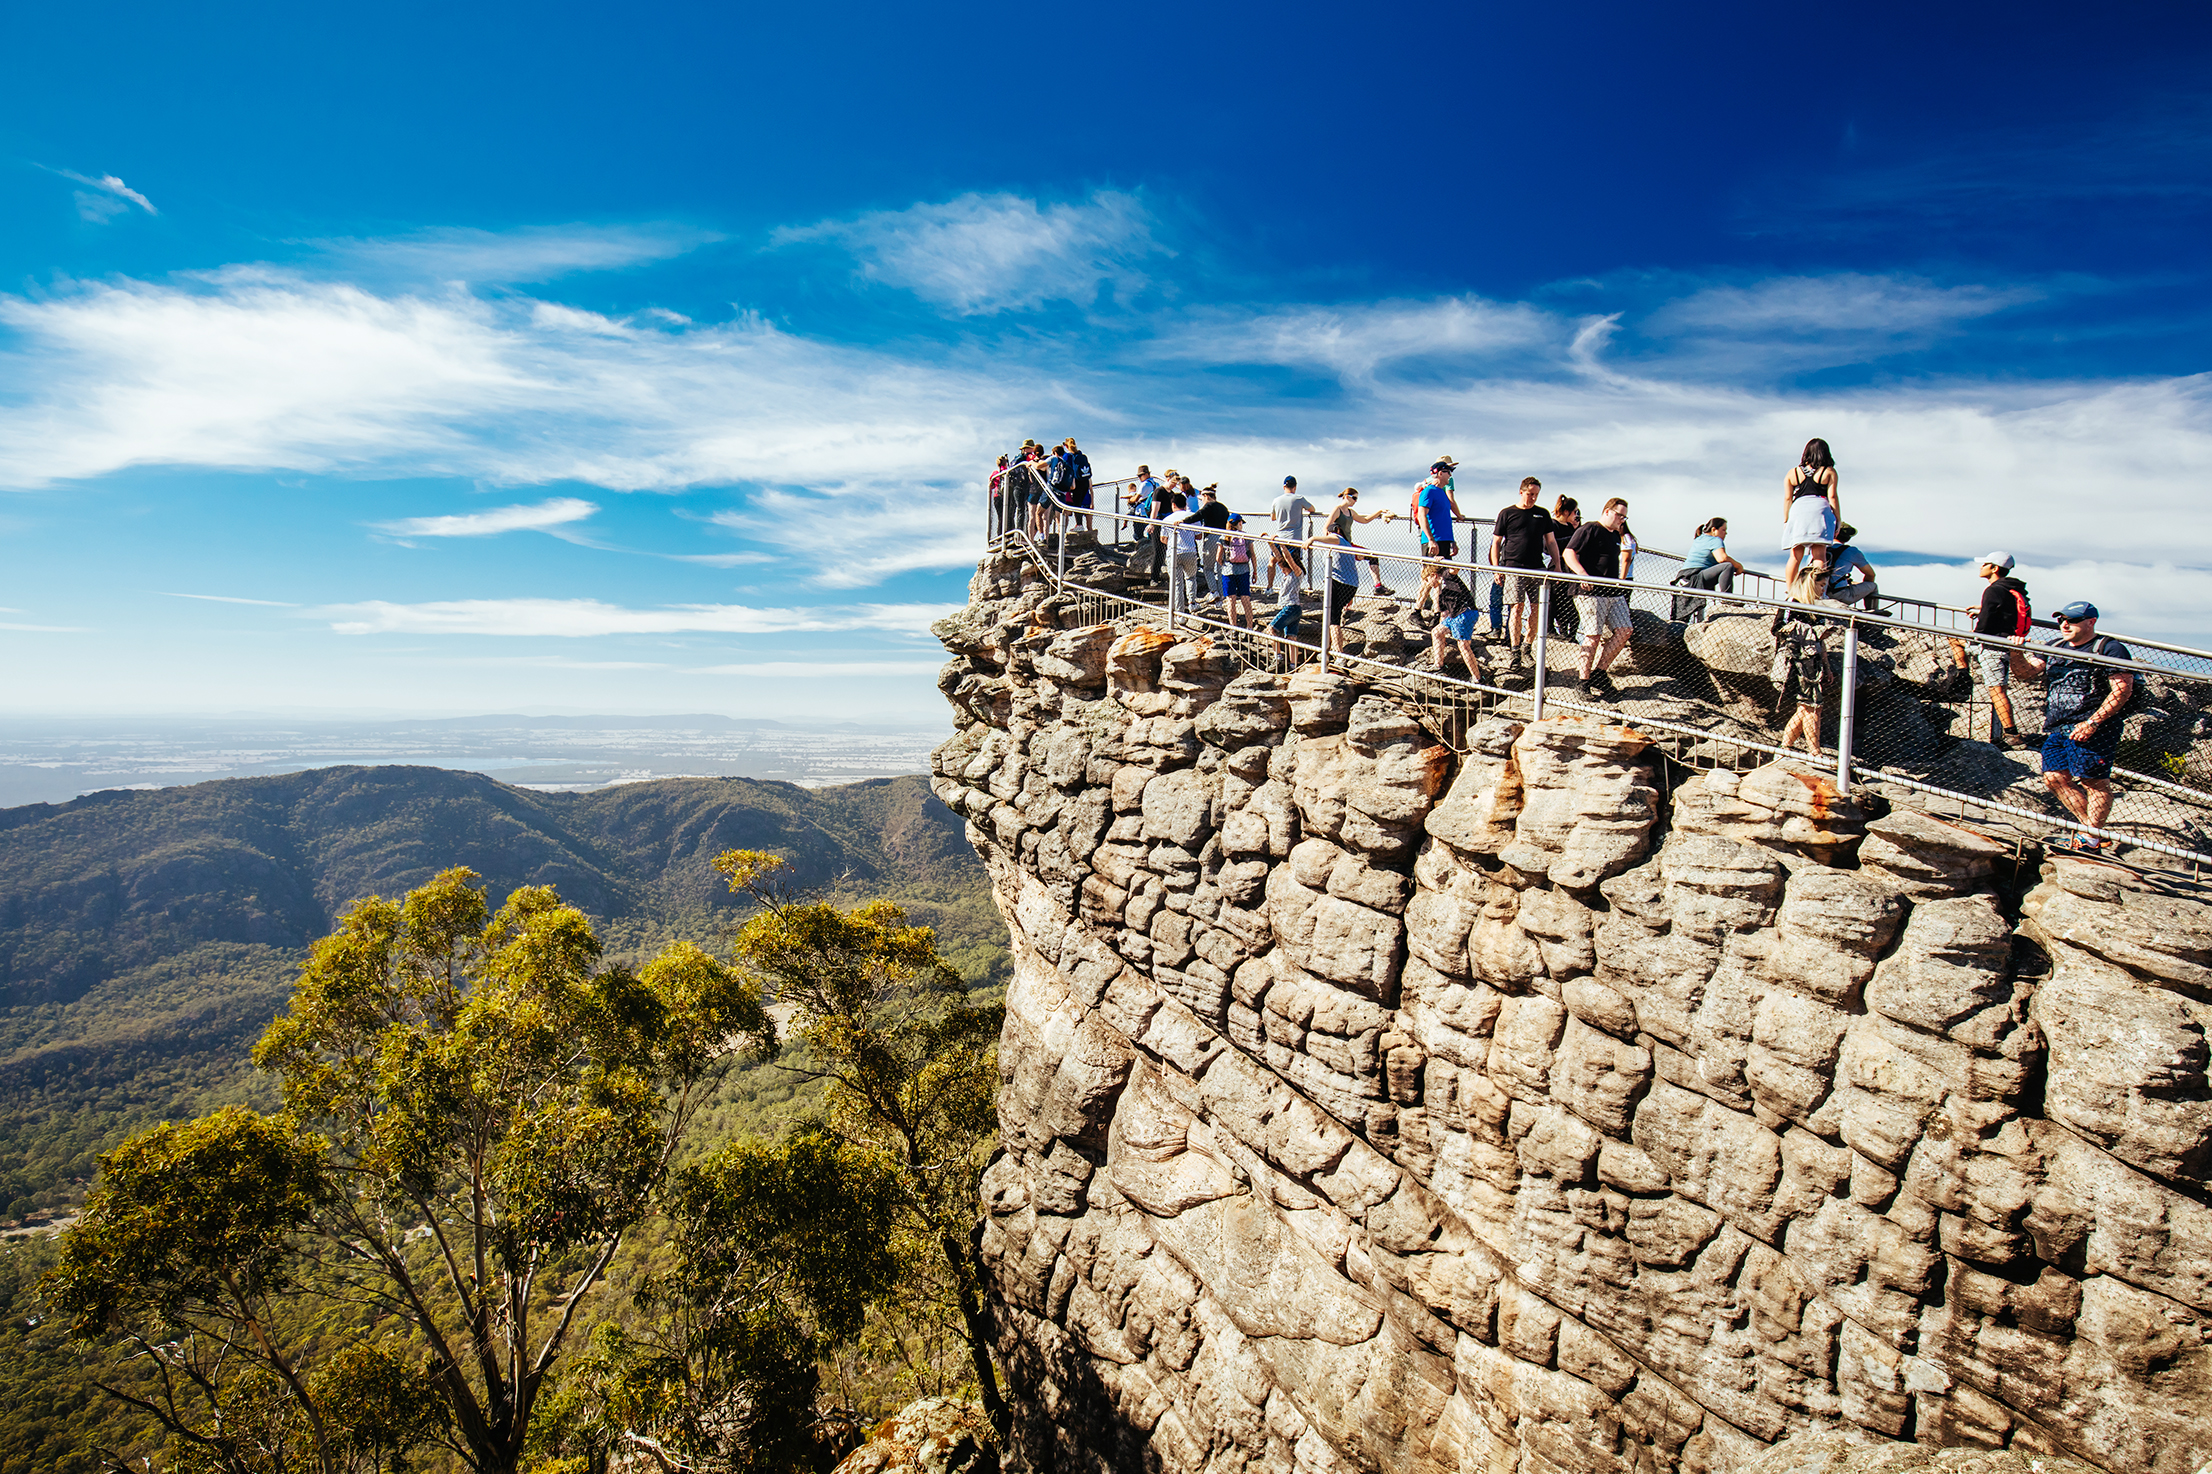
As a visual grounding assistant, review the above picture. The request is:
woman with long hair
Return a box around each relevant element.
[1781,438,1839,590]
[1773,563,1832,759]
[1670,516,1746,622]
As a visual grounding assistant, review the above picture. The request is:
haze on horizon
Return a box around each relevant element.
[3,0,2208,728]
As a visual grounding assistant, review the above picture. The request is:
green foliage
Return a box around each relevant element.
[49,866,780,1474]
[540,1134,902,1473]
[717,852,1007,1440]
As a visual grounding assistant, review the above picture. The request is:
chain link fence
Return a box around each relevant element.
[979,467,2212,866]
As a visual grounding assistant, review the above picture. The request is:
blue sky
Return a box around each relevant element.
[3,0,2209,721]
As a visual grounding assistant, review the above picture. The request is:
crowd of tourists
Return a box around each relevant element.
[991,434,2140,852]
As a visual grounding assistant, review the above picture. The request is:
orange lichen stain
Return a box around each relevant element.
[1787,770,1838,822]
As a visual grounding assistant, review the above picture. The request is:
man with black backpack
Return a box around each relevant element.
[2013,600,2135,850]
[1945,552,2031,749]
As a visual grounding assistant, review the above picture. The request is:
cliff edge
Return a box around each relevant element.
[930,550,2212,1474]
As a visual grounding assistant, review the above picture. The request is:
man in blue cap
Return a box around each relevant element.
[2012,600,2135,849]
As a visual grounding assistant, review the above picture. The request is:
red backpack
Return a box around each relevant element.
[2008,586,2031,637]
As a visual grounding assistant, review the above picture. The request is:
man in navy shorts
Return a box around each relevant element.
[2013,600,2135,849]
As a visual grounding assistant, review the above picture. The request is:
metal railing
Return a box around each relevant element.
[978,462,2212,867]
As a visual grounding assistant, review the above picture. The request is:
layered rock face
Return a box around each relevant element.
[930,553,2212,1474]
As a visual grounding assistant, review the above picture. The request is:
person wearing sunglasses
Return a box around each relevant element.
[2012,600,2134,850]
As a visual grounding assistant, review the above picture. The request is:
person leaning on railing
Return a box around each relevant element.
[2012,600,2135,851]
[1943,552,2032,749]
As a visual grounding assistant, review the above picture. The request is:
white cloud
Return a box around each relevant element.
[55,170,157,222]
[157,592,300,606]
[308,225,713,283]
[776,190,1166,314]
[370,496,599,539]
[1150,297,1555,379]
[1649,274,2039,335]
[0,234,2207,604]
[1875,559,2212,645]
[310,597,963,637]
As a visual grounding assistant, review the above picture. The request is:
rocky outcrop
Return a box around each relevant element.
[931,551,2212,1474]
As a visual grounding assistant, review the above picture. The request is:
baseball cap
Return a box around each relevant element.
[1282,475,1297,486]
[2056,600,2099,622]
[1979,551,2015,570]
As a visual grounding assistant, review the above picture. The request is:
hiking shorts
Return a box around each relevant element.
[1325,580,1359,624]
[2042,730,2115,783]
[1426,539,1459,560]
[1504,572,1546,605]
[1222,568,1251,597]
[1577,594,1632,632]
[1977,641,2014,689]
[1443,609,1479,642]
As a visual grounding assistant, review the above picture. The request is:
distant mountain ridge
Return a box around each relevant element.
[0,766,994,1219]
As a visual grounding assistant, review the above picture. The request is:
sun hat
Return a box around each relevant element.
[1979,551,2015,570]
[1433,455,1459,468]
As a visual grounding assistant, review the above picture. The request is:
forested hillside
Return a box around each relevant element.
[0,766,998,1223]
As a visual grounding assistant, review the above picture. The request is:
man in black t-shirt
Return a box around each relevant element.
[1487,476,1559,670]
[1562,498,1633,695]
[1192,486,1233,594]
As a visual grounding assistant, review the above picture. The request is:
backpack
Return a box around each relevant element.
[2007,586,2031,638]
[1045,454,1072,490]
[1070,452,1092,487]
[2086,636,2151,719]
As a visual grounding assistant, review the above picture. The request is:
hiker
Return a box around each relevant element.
[1270,477,1318,601]
[1563,498,1634,696]
[1781,437,1840,590]
[1670,517,1745,622]
[1490,477,1560,671]
[1429,567,1483,681]
[2013,600,2135,848]
[1320,525,1363,657]
[1060,438,1094,530]
[989,453,1011,538]
[1167,492,1204,620]
[1549,496,1583,643]
[1325,488,1395,596]
[1825,524,1879,608]
[1412,460,1462,563]
[1127,465,1161,576]
[1773,566,1834,759]
[1193,485,1233,595]
[1945,553,2031,749]
[1222,515,1255,629]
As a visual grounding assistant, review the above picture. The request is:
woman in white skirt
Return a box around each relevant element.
[1781,437,1839,590]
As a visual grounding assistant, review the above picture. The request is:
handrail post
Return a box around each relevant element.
[1057,509,1067,585]
[1836,619,1860,791]
[1532,579,1550,721]
[1320,558,1333,674]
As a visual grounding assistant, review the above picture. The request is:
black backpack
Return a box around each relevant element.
[1045,454,1072,490]
[1070,451,1092,487]
[2085,636,2153,719]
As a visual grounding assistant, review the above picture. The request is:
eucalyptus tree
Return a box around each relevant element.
[50,867,770,1474]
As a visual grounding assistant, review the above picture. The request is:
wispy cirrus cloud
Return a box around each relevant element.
[1150,296,1556,379]
[158,591,301,606]
[371,496,599,542]
[310,597,963,637]
[306,224,715,283]
[49,168,158,223]
[775,190,1167,314]
[1647,274,2042,335]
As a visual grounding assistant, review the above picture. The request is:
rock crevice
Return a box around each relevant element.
[932,552,2212,1474]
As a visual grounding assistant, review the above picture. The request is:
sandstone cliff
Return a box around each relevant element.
[930,550,2212,1474]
